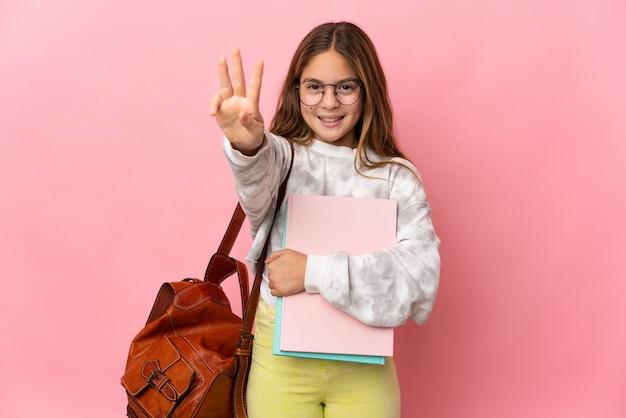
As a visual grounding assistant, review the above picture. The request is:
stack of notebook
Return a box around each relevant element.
[273,194,397,365]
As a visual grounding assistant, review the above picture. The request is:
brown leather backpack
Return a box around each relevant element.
[121,149,292,417]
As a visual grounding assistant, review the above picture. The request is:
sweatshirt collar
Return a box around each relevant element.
[309,139,357,158]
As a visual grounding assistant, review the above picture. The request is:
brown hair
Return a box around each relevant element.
[270,21,417,176]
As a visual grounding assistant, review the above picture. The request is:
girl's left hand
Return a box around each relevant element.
[265,249,307,297]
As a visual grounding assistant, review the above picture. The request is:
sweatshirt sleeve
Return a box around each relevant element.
[304,168,441,327]
[222,131,291,234]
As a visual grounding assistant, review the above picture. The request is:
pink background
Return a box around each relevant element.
[1,1,625,417]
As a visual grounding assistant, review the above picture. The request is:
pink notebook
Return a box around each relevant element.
[277,194,396,358]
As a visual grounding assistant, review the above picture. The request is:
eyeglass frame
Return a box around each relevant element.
[295,78,364,106]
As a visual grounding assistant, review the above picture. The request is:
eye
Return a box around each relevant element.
[304,82,323,91]
[338,81,359,91]
[336,82,360,96]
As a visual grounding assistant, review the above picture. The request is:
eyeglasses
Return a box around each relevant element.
[296,79,363,106]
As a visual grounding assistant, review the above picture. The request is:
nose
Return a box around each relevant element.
[320,86,340,108]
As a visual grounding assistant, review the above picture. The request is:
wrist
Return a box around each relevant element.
[230,134,265,156]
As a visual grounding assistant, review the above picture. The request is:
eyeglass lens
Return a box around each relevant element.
[298,81,361,106]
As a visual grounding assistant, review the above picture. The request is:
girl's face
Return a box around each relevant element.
[299,50,363,148]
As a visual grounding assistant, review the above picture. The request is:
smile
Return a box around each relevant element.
[319,116,344,123]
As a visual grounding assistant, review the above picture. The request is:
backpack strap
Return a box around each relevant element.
[233,143,294,418]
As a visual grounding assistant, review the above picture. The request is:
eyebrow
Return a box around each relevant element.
[300,77,360,84]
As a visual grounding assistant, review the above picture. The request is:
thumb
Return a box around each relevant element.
[265,250,285,264]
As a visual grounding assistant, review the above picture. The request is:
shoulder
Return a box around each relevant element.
[383,156,430,205]
[359,147,422,184]
[265,131,292,154]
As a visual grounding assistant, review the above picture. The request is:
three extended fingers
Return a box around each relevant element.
[211,48,263,115]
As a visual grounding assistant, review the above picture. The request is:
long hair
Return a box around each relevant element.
[270,22,416,176]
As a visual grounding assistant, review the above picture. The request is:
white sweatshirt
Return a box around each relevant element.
[222,131,440,327]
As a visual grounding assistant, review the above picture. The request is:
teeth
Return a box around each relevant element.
[320,116,341,122]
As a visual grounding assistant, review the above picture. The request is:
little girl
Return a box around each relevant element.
[210,21,440,418]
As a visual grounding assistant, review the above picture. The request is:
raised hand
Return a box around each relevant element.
[209,48,265,156]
